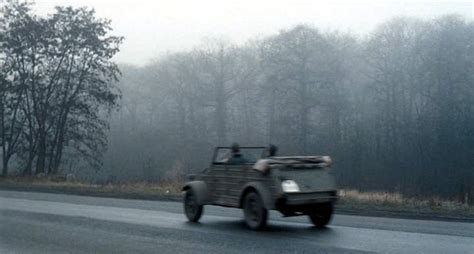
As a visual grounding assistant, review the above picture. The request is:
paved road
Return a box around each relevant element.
[0,191,473,253]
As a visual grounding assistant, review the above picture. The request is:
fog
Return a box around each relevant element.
[32,0,473,65]
[1,1,473,203]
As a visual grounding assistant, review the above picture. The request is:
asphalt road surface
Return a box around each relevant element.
[0,191,473,254]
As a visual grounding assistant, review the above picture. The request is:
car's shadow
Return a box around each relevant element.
[185,218,334,236]
[180,220,349,253]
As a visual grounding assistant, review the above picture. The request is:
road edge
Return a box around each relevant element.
[1,184,472,223]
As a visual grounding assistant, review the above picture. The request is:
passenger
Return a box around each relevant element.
[267,144,278,157]
[226,143,248,164]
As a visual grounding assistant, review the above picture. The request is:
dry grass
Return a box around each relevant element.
[0,176,184,197]
[0,176,94,188]
[339,189,473,215]
[99,180,183,196]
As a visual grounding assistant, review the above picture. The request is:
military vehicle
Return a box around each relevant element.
[182,145,337,230]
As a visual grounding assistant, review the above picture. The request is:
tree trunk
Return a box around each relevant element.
[299,80,309,155]
[22,151,34,176]
[52,141,64,174]
[267,81,276,144]
[36,130,46,174]
[1,94,7,176]
[216,98,227,145]
[215,45,228,146]
[215,80,227,145]
[2,157,8,177]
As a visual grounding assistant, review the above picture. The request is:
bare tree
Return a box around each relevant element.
[1,2,122,175]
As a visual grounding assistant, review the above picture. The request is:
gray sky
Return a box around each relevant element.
[32,0,473,66]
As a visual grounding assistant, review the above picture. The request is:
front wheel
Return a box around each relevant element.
[243,192,268,230]
[183,189,203,222]
[308,203,333,227]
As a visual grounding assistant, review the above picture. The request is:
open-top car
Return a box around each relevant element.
[182,144,338,230]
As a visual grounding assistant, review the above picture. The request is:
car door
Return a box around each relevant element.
[224,164,248,207]
[208,148,231,205]
[208,164,227,205]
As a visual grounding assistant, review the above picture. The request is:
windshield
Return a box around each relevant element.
[213,147,266,164]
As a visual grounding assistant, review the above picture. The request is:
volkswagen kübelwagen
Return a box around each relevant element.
[182,145,337,230]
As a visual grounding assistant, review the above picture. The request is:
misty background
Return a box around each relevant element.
[32,0,473,65]
[1,0,473,203]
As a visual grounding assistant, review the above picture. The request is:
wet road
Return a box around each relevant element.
[0,191,473,253]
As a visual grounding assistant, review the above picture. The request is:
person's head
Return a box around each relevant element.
[231,142,240,154]
[268,144,278,157]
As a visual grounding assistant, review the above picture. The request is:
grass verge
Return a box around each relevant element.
[337,189,473,221]
[0,176,472,222]
[0,176,182,201]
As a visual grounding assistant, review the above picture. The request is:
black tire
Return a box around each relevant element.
[243,191,268,230]
[183,189,203,222]
[308,203,333,227]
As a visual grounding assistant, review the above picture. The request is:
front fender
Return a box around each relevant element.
[240,181,274,210]
[182,181,210,205]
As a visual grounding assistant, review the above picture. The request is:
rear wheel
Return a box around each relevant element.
[183,189,203,222]
[243,191,268,230]
[308,203,333,227]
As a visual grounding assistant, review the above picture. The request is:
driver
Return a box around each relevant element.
[226,143,248,164]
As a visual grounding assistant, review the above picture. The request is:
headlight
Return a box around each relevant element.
[281,180,300,193]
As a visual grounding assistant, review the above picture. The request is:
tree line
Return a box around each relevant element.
[106,16,473,202]
[0,2,122,175]
[1,2,472,202]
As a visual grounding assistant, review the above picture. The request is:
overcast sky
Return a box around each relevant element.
[31,0,473,66]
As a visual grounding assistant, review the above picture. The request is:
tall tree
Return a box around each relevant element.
[194,39,249,145]
[1,2,123,175]
[260,25,337,154]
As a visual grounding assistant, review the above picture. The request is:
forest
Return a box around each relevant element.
[1,2,473,203]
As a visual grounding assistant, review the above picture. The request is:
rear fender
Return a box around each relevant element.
[182,181,210,205]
